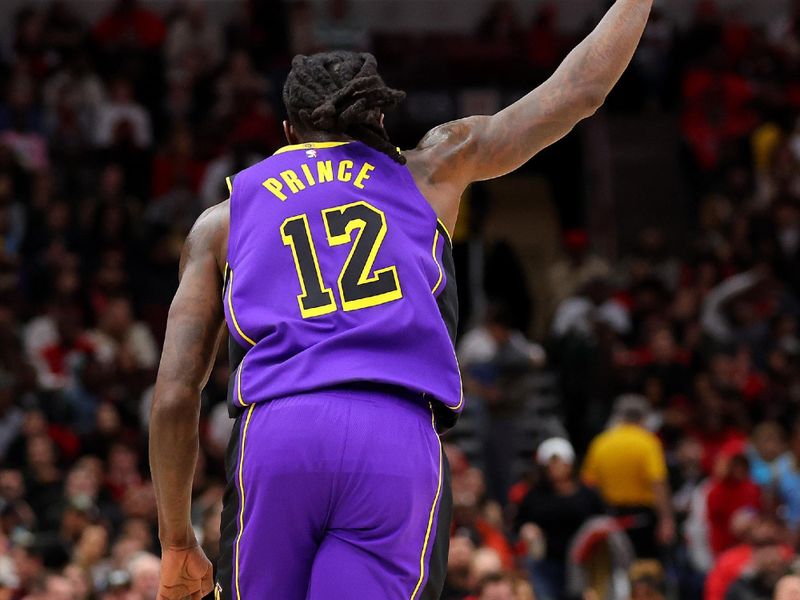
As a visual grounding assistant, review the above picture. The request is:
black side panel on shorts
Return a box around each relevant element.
[420,448,453,600]
[216,412,243,600]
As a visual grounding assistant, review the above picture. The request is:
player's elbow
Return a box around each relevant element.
[561,77,609,118]
[577,85,608,117]
[150,381,200,421]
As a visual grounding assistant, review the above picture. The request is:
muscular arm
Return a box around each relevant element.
[407,0,653,228]
[149,202,228,548]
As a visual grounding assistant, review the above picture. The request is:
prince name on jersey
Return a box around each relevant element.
[263,153,377,202]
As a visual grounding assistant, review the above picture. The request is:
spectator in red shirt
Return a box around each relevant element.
[451,456,515,570]
[706,440,762,556]
[680,52,758,173]
[704,514,792,600]
[689,372,748,474]
[93,0,166,51]
[33,304,96,392]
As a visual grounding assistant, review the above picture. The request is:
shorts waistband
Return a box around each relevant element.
[229,381,436,424]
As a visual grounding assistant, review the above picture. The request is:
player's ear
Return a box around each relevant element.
[283,120,299,145]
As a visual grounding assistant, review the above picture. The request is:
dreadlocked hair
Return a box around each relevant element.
[282,51,407,164]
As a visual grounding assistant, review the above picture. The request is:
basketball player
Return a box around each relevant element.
[150,0,653,598]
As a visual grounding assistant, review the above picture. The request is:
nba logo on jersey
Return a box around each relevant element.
[214,583,222,599]
[306,149,317,158]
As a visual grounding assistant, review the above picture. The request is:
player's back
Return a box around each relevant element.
[224,141,462,425]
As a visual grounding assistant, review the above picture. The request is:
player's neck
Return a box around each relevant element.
[292,132,352,144]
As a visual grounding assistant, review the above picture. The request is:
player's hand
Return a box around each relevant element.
[158,544,214,600]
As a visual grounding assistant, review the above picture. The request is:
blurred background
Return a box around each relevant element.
[2,0,800,598]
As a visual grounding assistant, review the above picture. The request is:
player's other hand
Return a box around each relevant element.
[158,544,214,600]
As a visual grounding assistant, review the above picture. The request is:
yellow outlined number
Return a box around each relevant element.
[322,201,402,311]
[280,214,337,318]
[281,201,402,317]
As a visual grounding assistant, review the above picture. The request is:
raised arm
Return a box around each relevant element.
[149,201,228,600]
[407,0,653,228]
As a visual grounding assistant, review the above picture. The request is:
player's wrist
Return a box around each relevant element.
[159,525,198,550]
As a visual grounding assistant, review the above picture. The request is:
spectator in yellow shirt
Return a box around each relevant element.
[581,395,675,558]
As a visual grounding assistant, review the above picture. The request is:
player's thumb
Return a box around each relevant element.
[185,549,212,579]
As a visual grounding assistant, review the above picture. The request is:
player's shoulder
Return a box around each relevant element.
[404,116,489,176]
[194,199,229,230]
[185,200,229,271]
[403,116,491,228]
[227,156,275,192]
[409,116,488,154]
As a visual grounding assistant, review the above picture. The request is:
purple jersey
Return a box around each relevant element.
[223,141,462,427]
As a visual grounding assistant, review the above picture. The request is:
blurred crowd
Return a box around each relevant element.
[450,1,800,599]
[1,0,800,599]
[0,1,289,598]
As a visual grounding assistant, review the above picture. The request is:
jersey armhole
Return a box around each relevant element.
[396,163,454,245]
[226,173,240,269]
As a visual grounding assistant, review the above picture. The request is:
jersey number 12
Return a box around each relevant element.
[280,201,402,318]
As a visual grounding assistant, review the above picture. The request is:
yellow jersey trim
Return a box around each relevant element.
[225,176,234,195]
[227,269,257,347]
[448,377,465,411]
[234,404,255,600]
[410,405,443,600]
[431,230,443,295]
[436,219,453,245]
[448,338,465,411]
[273,141,351,155]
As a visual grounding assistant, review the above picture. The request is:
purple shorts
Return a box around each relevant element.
[215,386,451,600]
